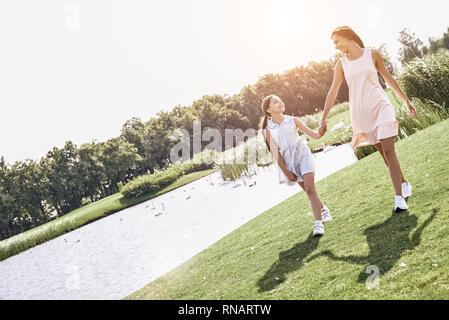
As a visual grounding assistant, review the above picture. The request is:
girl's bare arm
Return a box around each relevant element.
[263,129,290,175]
[293,117,321,139]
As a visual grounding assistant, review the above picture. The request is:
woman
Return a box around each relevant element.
[319,26,416,212]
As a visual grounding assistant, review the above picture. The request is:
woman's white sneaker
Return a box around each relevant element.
[402,182,412,199]
[394,195,408,212]
[402,182,412,198]
[313,223,325,236]
[321,205,332,223]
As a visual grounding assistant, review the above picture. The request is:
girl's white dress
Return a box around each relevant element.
[266,115,316,185]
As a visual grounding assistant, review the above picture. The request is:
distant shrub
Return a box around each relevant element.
[355,98,449,160]
[299,102,350,130]
[398,49,449,110]
[120,159,214,198]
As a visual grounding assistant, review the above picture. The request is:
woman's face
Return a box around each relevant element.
[268,95,285,114]
[332,34,349,53]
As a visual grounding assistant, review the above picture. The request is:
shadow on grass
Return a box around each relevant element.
[257,233,322,292]
[306,210,437,283]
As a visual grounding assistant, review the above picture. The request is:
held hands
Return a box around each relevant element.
[318,120,327,137]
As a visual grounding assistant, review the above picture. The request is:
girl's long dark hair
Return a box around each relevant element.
[331,25,365,48]
[259,95,273,152]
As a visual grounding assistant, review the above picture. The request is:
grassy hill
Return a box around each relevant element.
[126,118,449,300]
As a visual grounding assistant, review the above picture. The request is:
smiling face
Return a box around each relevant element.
[332,34,350,53]
[267,95,285,115]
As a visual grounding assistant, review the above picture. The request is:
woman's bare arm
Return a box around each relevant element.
[372,49,416,118]
[320,59,345,132]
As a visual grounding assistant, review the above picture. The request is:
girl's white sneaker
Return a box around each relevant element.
[321,205,332,223]
[402,182,412,198]
[313,224,325,236]
[394,195,408,212]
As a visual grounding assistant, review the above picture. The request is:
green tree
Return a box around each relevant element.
[444,27,449,49]
[120,117,146,176]
[44,141,84,215]
[398,28,424,65]
[98,137,142,196]
[78,141,106,202]
[0,157,16,239]
[10,159,50,228]
[238,85,264,129]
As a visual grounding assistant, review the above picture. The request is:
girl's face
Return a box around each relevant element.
[332,34,349,53]
[268,95,285,114]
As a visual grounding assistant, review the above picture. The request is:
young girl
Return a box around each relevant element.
[260,94,331,236]
[319,26,416,213]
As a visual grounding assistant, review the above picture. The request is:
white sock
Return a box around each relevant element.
[315,220,323,226]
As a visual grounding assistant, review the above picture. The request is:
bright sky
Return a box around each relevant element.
[0,0,447,164]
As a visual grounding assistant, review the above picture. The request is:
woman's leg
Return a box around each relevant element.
[379,137,405,196]
[302,173,323,221]
[373,143,388,166]
[299,181,323,209]
[374,143,407,183]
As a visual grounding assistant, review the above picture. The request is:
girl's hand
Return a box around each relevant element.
[318,120,327,138]
[285,171,298,182]
[406,102,416,118]
[312,131,322,140]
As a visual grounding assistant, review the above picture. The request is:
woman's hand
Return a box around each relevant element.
[406,102,416,118]
[285,171,298,182]
[319,120,327,136]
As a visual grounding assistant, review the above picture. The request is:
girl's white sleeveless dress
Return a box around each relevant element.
[340,47,398,148]
[266,115,316,186]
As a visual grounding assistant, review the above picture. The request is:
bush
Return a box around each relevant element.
[354,145,377,160]
[355,98,449,160]
[395,98,449,138]
[179,160,215,175]
[120,158,215,198]
[299,102,350,130]
[398,49,449,110]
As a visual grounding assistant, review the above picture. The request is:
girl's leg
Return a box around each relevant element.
[379,137,405,196]
[302,173,323,221]
[299,181,324,209]
[374,143,407,183]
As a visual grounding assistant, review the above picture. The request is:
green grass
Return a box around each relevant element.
[125,118,449,300]
[0,168,217,262]
[305,110,352,151]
